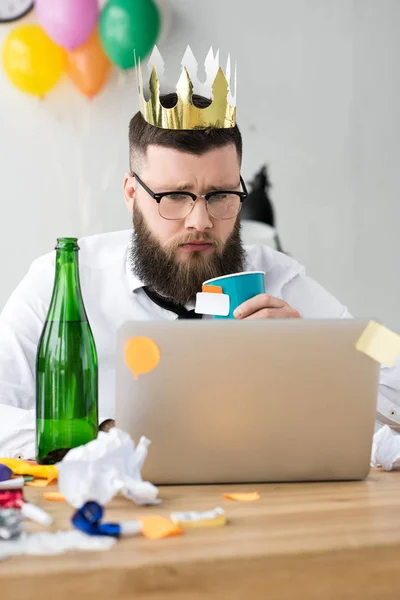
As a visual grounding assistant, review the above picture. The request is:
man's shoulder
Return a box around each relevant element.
[78,229,132,269]
[32,230,132,272]
[244,245,305,286]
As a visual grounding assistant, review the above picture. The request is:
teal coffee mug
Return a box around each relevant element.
[203,271,266,319]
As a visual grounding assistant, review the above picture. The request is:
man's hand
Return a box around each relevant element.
[233,294,301,320]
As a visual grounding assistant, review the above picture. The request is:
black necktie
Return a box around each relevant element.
[143,287,202,320]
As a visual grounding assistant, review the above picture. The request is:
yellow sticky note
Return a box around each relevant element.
[223,492,260,502]
[178,515,226,528]
[139,515,183,540]
[170,507,226,528]
[355,321,400,367]
[43,492,66,502]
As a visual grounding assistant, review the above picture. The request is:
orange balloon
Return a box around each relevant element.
[66,28,111,98]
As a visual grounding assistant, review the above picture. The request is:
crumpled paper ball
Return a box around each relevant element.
[57,428,159,508]
[371,425,400,470]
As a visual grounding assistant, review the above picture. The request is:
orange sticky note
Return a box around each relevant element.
[223,492,260,502]
[25,476,56,487]
[125,337,160,380]
[202,285,223,294]
[43,492,66,502]
[139,515,183,540]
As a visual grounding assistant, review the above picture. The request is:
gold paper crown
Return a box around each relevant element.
[137,46,237,130]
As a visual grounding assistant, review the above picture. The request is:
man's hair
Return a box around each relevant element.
[128,93,242,172]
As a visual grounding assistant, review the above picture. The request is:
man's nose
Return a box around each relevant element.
[184,198,213,231]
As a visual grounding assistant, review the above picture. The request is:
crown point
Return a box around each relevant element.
[147,45,165,79]
[181,45,198,83]
[148,45,164,64]
[176,66,194,103]
[226,60,237,107]
[149,65,161,99]
[150,64,158,81]
[212,67,229,94]
[137,60,144,94]
[182,44,196,61]
[205,47,219,87]
[225,53,231,87]
[205,46,214,63]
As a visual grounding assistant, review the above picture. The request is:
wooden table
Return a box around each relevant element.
[1,469,400,600]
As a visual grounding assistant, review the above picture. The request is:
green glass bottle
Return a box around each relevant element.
[36,238,98,464]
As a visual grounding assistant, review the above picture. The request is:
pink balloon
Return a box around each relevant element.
[35,0,99,51]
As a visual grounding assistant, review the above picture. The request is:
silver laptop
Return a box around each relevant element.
[116,319,379,484]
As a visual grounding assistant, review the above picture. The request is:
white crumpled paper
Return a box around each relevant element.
[57,428,159,508]
[0,530,115,560]
[371,425,400,471]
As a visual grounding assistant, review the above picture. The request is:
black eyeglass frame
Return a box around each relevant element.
[132,171,248,220]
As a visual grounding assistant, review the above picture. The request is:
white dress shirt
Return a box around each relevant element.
[0,229,399,459]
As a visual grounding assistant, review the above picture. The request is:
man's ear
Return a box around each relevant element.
[123,172,135,214]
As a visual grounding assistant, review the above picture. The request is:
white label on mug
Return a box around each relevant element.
[195,292,230,316]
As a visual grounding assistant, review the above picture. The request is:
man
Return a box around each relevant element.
[0,49,399,459]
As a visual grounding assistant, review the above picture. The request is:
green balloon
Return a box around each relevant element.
[99,0,161,70]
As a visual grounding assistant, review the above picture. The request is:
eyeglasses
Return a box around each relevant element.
[132,172,248,221]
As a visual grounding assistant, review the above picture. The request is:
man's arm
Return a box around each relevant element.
[0,256,54,458]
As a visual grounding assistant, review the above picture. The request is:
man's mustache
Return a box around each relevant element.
[167,233,222,251]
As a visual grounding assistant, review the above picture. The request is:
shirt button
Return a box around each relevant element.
[390,409,396,417]
[14,453,24,460]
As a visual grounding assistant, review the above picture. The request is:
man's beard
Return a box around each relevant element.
[129,207,245,306]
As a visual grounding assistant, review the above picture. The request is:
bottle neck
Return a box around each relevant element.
[48,239,87,323]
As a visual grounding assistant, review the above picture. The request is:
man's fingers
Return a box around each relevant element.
[234,293,286,319]
[242,308,296,320]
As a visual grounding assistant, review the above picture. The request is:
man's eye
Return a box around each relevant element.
[211,193,229,200]
[165,193,190,201]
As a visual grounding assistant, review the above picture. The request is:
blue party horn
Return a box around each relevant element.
[72,501,142,537]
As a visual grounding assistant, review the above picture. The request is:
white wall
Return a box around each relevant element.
[0,0,399,329]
